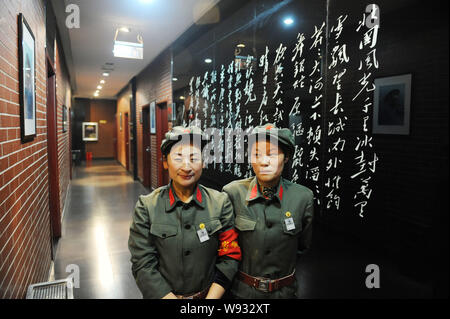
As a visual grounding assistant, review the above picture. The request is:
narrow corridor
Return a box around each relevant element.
[53,160,145,298]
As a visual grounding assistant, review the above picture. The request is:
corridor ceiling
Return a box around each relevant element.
[51,0,220,99]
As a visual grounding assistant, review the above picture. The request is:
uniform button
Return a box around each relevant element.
[184,250,191,256]
[266,222,272,228]
[184,224,191,230]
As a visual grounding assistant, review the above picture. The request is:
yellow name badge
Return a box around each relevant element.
[197,223,209,243]
[284,212,295,231]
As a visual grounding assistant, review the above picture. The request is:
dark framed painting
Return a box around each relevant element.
[150,101,156,134]
[18,13,36,143]
[82,122,98,141]
[372,74,412,135]
[62,105,68,132]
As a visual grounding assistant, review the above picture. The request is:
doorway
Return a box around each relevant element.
[46,52,61,259]
[124,112,130,171]
[156,102,169,186]
[142,105,151,188]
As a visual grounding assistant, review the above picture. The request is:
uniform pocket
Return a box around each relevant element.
[150,223,178,239]
[205,219,222,236]
[235,215,256,231]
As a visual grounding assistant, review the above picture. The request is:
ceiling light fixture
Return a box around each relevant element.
[180,96,185,100]
[204,58,212,63]
[283,17,294,25]
[237,43,246,48]
[113,28,144,60]
[97,85,103,90]
[100,80,105,84]
[102,72,110,77]
[119,27,130,33]
[172,77,178,81]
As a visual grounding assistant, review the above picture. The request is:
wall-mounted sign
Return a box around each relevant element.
[150,101,156,134]
[82,122,98,141]
[99,120,107,124]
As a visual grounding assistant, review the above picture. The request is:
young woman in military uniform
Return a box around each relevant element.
[128,126,241,299]
[222,123,314,299]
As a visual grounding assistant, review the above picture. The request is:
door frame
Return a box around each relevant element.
[124,112,130,171]
[46,51,61,258]
[155,101,169,187]
[141,104,151,188]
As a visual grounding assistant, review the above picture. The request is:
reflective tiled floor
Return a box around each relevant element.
[54,160,432,298]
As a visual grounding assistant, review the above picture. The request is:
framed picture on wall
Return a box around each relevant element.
[62,105,68,132]
[18,13,36,143]
[372,74,412,135]
[150,101,156,134]
[82,122,98,141]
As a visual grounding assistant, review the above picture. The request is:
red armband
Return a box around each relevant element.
[218,228,241,261]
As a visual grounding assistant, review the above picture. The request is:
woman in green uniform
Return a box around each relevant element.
[128,126,241,299]
[223,123,314,299]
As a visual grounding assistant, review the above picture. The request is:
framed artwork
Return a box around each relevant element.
[82,122,98,141]
[150,101,156,134]
[62,105,68,132]
[18,13,36,143]
[372,74,412,135]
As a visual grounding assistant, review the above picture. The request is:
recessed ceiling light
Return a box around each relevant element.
[94,92,99,97]
[97,85,103,90]
[283,17,294,25]
[102,72,110,77]
[119,27,130,33]
[172,77,178,81]
[180,96,185,100]
[237,43,245,48]
[100,80,105,84]
[204,58,212,63]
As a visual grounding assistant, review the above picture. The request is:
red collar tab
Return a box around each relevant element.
[278,184,284,201]
[250,184,258,199]
[169,188,175,206]
[196,187,202,203]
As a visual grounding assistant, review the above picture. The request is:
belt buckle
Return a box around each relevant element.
[257,278,270,292]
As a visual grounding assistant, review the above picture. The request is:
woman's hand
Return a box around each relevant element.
[162,292,178,299]
[205,283,225,299]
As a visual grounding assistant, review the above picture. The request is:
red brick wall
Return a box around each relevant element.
[116,85,131,169]
[0,0,72,298]
[55,38,71,219]
[135,49,172,189]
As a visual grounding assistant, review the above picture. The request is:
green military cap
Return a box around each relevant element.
[161,126,209,156]
[248,123,295,157]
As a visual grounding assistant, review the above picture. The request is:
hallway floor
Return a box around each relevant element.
[54,160,433,298]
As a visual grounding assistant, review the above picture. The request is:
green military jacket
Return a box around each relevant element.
[128,182,239,299]
[223,177,314,299]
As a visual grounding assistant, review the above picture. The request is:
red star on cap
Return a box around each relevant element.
[183,129,190,133]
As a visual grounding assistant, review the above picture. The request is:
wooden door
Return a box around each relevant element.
[125,112,130,171]
[156,102,169,186]
[46,53,61,247]
[142,106,151,188]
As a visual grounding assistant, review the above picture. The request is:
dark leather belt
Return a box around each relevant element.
[238,270,295,293]
[176,286,209,299]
